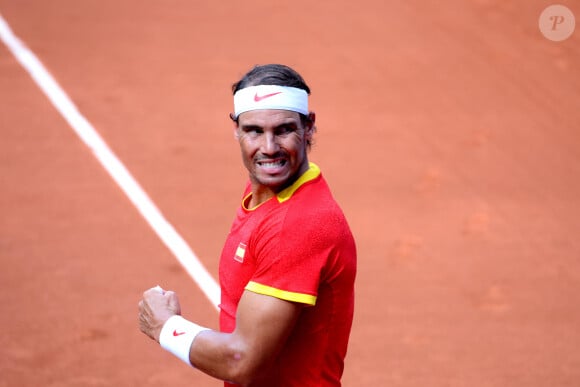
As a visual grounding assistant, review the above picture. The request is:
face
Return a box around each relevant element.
[235,109,314,196]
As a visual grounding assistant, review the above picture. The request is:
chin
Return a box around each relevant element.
[257,176,288,190]
[252,170,292,189]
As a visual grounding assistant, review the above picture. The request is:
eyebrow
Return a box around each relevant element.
[240,119,300,130]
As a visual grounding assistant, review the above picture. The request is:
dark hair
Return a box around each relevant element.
[231,64,311,95]
[230,64,316,149]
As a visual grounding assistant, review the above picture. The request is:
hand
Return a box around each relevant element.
[138,286,182,342]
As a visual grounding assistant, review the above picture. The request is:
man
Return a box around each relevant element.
[138,64,357,386]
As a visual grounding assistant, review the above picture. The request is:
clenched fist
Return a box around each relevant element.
[138,286,182,342]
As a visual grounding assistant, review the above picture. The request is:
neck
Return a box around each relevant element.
[247,187,275,209]
[248,161,310,208]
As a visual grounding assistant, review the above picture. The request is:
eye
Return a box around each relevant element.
[276,125,296,136]
[242,126,263,136]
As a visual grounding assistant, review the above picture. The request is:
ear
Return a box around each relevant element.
[230,113,240,140]
[305,112,316,137]
[307,112,316,127]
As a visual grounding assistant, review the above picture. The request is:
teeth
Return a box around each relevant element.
[259,160,284,168]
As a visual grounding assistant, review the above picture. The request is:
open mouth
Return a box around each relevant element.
[256,158,287,172]
[258,159,285,167]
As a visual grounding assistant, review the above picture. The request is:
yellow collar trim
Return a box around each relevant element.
[242,163,320,211]
[276,162,320,203]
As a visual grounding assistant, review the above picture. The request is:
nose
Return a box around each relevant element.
[260,132,280,155]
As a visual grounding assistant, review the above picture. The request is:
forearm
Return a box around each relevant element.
[158,314,265,385]
[189,329,261,385]
[140,289,301,385]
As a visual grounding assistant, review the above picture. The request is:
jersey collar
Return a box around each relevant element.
[276,162,321,203]
[242,163,321,211]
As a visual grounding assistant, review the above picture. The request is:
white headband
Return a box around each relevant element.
[233,85,309,119]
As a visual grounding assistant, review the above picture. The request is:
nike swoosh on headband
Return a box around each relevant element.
[253,91,282,102]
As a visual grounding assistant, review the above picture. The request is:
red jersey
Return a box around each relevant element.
[219,163,357,386]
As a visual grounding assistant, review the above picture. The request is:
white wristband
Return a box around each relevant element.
[159,315,209,367]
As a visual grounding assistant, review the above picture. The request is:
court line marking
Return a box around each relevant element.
[0,13,220,310]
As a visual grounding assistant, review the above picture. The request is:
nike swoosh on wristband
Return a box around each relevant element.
[173,330,186,336]
[254,91,282,102]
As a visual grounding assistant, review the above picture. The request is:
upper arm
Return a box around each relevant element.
[190,290,303,385]
[234,290,302,365]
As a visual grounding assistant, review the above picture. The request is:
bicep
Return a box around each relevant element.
[234,289,302,363]
[190,290,302,384]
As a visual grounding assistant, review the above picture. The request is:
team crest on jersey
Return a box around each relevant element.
[234,242,247,263]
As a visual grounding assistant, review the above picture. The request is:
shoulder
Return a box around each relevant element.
[252,171,352,243]
[283,176,351,237]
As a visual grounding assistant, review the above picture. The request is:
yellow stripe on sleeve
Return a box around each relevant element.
[245,281,317,305]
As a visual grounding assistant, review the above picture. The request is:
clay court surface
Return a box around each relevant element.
[1,1,579,386]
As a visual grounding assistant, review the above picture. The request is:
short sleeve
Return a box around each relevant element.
[245,205,342,306]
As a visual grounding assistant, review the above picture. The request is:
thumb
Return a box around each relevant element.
[164,290,182,315]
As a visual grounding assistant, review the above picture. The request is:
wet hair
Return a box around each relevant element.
[231,64,311,95]
[230,64,316,148]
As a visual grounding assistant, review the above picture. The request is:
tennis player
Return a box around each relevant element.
[138,63,357,386]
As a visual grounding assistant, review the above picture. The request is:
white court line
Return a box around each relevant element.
[0,13,220,310]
